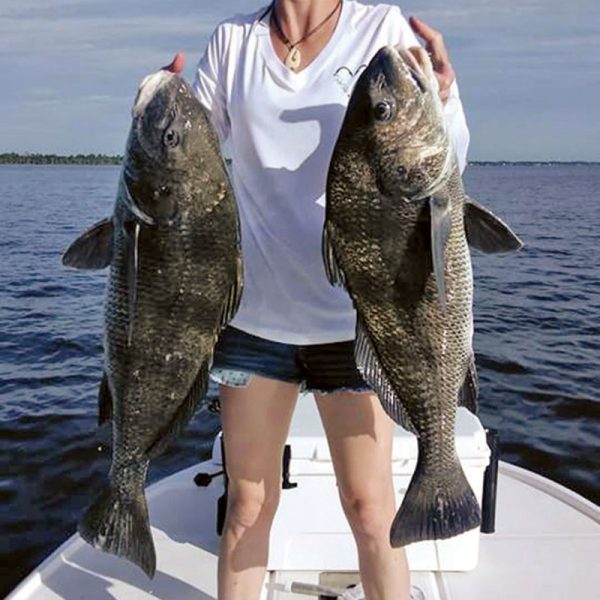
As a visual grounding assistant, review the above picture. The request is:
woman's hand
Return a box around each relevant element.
[162,52,186,74]
[409,16,455,104]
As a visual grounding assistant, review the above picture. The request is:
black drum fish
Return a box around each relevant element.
[323,46,522,547]
[63,68,242,576]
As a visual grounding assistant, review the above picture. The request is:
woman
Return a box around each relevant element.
[184,2,469,598]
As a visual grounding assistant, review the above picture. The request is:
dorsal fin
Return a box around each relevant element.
[219,254,243,329]
[355,318,416,433]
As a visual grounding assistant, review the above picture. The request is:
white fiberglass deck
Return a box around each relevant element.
[7,395,600,600]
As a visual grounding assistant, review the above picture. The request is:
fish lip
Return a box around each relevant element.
[386,44,452,199]
[390,45,432,95]
[125,70,185,228]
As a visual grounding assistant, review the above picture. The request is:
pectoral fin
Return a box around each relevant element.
[62,218,113,269]
[123,220,140,346]
[430,195,452,311]
[465,198,523,253]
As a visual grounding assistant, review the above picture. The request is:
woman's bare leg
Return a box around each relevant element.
[218,376,299,600]
[315,391,410,600]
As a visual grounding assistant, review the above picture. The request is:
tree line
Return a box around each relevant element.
[0,154,594,167]
[0,153,122,165]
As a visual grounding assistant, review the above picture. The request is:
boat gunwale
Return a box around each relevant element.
[498,462,600,524]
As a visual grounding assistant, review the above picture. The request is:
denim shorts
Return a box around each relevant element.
[210,326,372,395]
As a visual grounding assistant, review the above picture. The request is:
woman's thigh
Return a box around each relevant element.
[220,376,300,495]
[314,391,396,515]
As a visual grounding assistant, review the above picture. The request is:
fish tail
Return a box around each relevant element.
[390,455,481,547]
[78,484,156,578]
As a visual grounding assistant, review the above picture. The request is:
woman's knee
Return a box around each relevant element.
[340,487,394,541]
[226,483,281,532]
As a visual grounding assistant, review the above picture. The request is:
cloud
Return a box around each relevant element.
[0,16,215,58]
[0,0,598,159]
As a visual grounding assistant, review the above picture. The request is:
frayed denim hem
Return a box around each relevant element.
[210,368,371,397]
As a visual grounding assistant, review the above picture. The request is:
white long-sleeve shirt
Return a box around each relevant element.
[193,1,470,344]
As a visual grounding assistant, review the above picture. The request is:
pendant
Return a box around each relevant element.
[284,47,301,71]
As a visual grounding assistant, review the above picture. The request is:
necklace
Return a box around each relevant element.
[270,0,342,72]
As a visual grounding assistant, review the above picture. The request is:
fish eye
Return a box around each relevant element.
[154,185,171,198]
[163,129,180,148]
[373,100,395,122]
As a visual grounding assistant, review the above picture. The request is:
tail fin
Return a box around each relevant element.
[390,457,481,547]
[78,485,156,578]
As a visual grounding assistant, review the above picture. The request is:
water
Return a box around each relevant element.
[0,164,598,595]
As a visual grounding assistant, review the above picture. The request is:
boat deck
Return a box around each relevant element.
[7,460,599,600]
[7,397,600,599]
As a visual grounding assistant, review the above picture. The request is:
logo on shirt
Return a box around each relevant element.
[334,64,368,96]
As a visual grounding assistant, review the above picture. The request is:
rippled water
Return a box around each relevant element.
[1,164,599,596]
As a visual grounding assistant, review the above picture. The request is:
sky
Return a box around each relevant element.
[1,0,598,161]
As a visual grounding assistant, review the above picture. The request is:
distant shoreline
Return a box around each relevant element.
[469,161,599,166]
[0,153,597,166]
[0,153,122,165]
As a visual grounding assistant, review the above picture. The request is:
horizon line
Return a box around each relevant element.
[0,153,598,165]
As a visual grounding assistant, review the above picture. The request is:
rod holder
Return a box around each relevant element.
[481,428,499,534]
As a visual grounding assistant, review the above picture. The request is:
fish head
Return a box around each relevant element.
[123,69,216,225]
[341,45,452,199]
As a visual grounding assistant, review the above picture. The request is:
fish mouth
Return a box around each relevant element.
[384,46,453,199]
[126,69,182,227]
[390,45,435,95]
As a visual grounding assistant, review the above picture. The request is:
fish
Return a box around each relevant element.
[323,46,522,546]
[62,68,242,576]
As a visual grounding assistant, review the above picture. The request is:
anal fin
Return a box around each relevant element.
[458,353,479,415]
